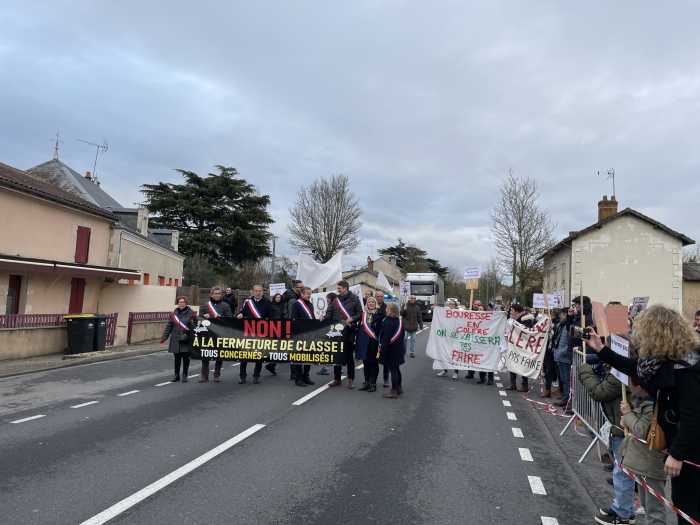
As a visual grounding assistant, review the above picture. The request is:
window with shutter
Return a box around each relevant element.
[158,276,165,286]
[143,273,150,285]
[75,226,91,264]
[68,278,86,314]
[6,275,23,315]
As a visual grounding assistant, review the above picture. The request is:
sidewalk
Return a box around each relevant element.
[0,341,165,379]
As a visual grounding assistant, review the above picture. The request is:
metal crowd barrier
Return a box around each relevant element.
[560,349,610,463]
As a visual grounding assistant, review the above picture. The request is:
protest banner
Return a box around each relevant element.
[310,284,364,319]
[191,318,344,364]
[426,307,506,371]
[609,335,630,386]
[630,296,649,318]
[269,283,286,297]
[532,292,564,309]
[399,280,410,298]
[504,315,552,379]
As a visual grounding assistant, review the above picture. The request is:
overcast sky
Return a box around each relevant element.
[2,1,699,272]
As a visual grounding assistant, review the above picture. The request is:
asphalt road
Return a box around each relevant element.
[1,328,594,525]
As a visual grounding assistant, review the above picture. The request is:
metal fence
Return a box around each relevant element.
[560,349,610,462]
[0,313,66,329]
[104,313,118,347]
[126,311,171,344]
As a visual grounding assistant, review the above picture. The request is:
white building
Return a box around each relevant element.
[541,196,694,311]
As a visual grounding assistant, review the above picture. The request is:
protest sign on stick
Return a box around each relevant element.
[609,335,630,387]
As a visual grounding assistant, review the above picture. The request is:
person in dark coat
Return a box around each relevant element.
[282,280,303,319]
[265,293,284,377]
[324,280,362,388]
[374,291,392,387]
[507,303,535,392]
[290,286,316,387]
[161,296,197,382]
[357,297,382,392]
[401,296,423,359]
[198,286,233,383]
[236,284,272,384]
[223,287,238,314]
[380,303,406,398]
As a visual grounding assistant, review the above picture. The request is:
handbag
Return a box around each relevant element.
[646,391,667,451]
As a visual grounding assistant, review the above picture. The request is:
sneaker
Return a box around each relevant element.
[594,509,632,525]
[436,370,447,377]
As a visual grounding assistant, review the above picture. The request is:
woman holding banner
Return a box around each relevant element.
[380,303,406,399]
[161,296,197,383]
[290,286,316,387]
[356,297,382,392]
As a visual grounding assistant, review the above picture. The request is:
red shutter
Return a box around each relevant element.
[158,276,165,286]
[174,278,179,287]
[75,226,91,264]
[68,278,86,314]
[6,275,23,315]
[167,277,172,286]
[143,273,150,285]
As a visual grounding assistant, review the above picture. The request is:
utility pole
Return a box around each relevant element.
[270,235,278,281]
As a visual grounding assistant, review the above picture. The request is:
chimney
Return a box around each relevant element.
[85,171,92,181]
[170,230,180,252]
[367,256,374,272]
[136,207,149,236]
[597,195,618,222]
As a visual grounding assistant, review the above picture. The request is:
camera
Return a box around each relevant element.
[572,326,593,340]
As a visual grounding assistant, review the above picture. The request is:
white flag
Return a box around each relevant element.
[296,250,343,291]
[376,271,392,293]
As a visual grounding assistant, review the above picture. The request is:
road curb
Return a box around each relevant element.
[0,346,166,379]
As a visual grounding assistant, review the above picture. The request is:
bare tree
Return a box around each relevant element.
[491,171,554,303]
[288,175,362,262]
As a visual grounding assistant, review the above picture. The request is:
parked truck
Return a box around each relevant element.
[405,272,444,321]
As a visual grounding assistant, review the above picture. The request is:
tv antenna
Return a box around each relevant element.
[77,138,109,181]
[51,130,63,160]
[596,168,616,198]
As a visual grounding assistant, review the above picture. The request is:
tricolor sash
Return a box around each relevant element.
[390,319,403,344]
[298,300,314,320]
[171,312,189,332]
[207,301,220,318]
[335,298,352,320]
[361,312,377,340]
[245,299,262,319]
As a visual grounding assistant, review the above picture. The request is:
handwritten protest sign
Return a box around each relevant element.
[609,335,630,386]
[532,292,564,309]
[463,266,482,280]
[504,315,552,379]
[269,283,287,297]
[426,307,506,371]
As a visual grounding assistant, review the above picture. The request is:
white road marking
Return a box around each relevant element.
[117,390,140,397]
[498,390,507,397]
[10,414,46,424]
[154,381,171,387]
[506,411,517,421]
[541,518,559,525]
[528,475,547,495]
[519,448,534,462]
[230,363,240,367]
[355,364,364,370]
[79,424,266,525]
[71,401,100,409]
[496,382,504,388]
[502,400,512,407]
[292,376,347,406]
[188,374,198,378]
[512,427,524,438]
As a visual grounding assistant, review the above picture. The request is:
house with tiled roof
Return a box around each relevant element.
[541,195,695,312]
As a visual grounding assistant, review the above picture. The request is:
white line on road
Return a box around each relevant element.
[188,374,198,378]
[154,381,171,387]
[498,390,507,397]
[528,475,547,495]
[519,448,534,462]
[79,424,266,525]
[10,414,46,424]
[496,382,504,388]
[512,427,524,438]
[506,411,517,421]
[355,364,364,370]
[541,518,559,525]
[71,401,100,409]
[117,390,140,397]
[230,363,240,367]
[292,375,347,406]
[502,400,512,407]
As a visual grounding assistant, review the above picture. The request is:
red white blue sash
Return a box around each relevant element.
[207,301,220,318]
[335,298,351,320]
[245,299,262,319]
[298,300,314,320]
[171,312,189,332]
[361,312,377,340]
[389,319,403,344]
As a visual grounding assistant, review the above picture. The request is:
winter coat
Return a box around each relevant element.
[401,302,423,332]
[198,299,233,319]
[161,307,197,354]
[291,298,316,320]
[269,301,283,320]
[282,288,301,319]
[553,321,572,364]
[379,316,405,367]
[323,291,362,333]
[668,351,700,463]
[240,296,272,319]
[222,293,238,313]
[578,363,630,438]
[356,311,381,362]
[620,397,667,480]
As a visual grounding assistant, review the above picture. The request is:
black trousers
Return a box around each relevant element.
[201,358,222,376]
[388,363,402,390]
[334,334,356,381]
[174,353,190,377]
[363,360,379,384]
[479,371,494,382]
[672,463,700,524]
[510,372,528,388]
[240,361,262,378]
[291,364,311,379]
[383,364,390,383]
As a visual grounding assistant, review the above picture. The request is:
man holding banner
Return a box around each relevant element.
[324,280,362,388]
[198,286,234,382]
[237,284,272,384]
[290,286,316,387]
